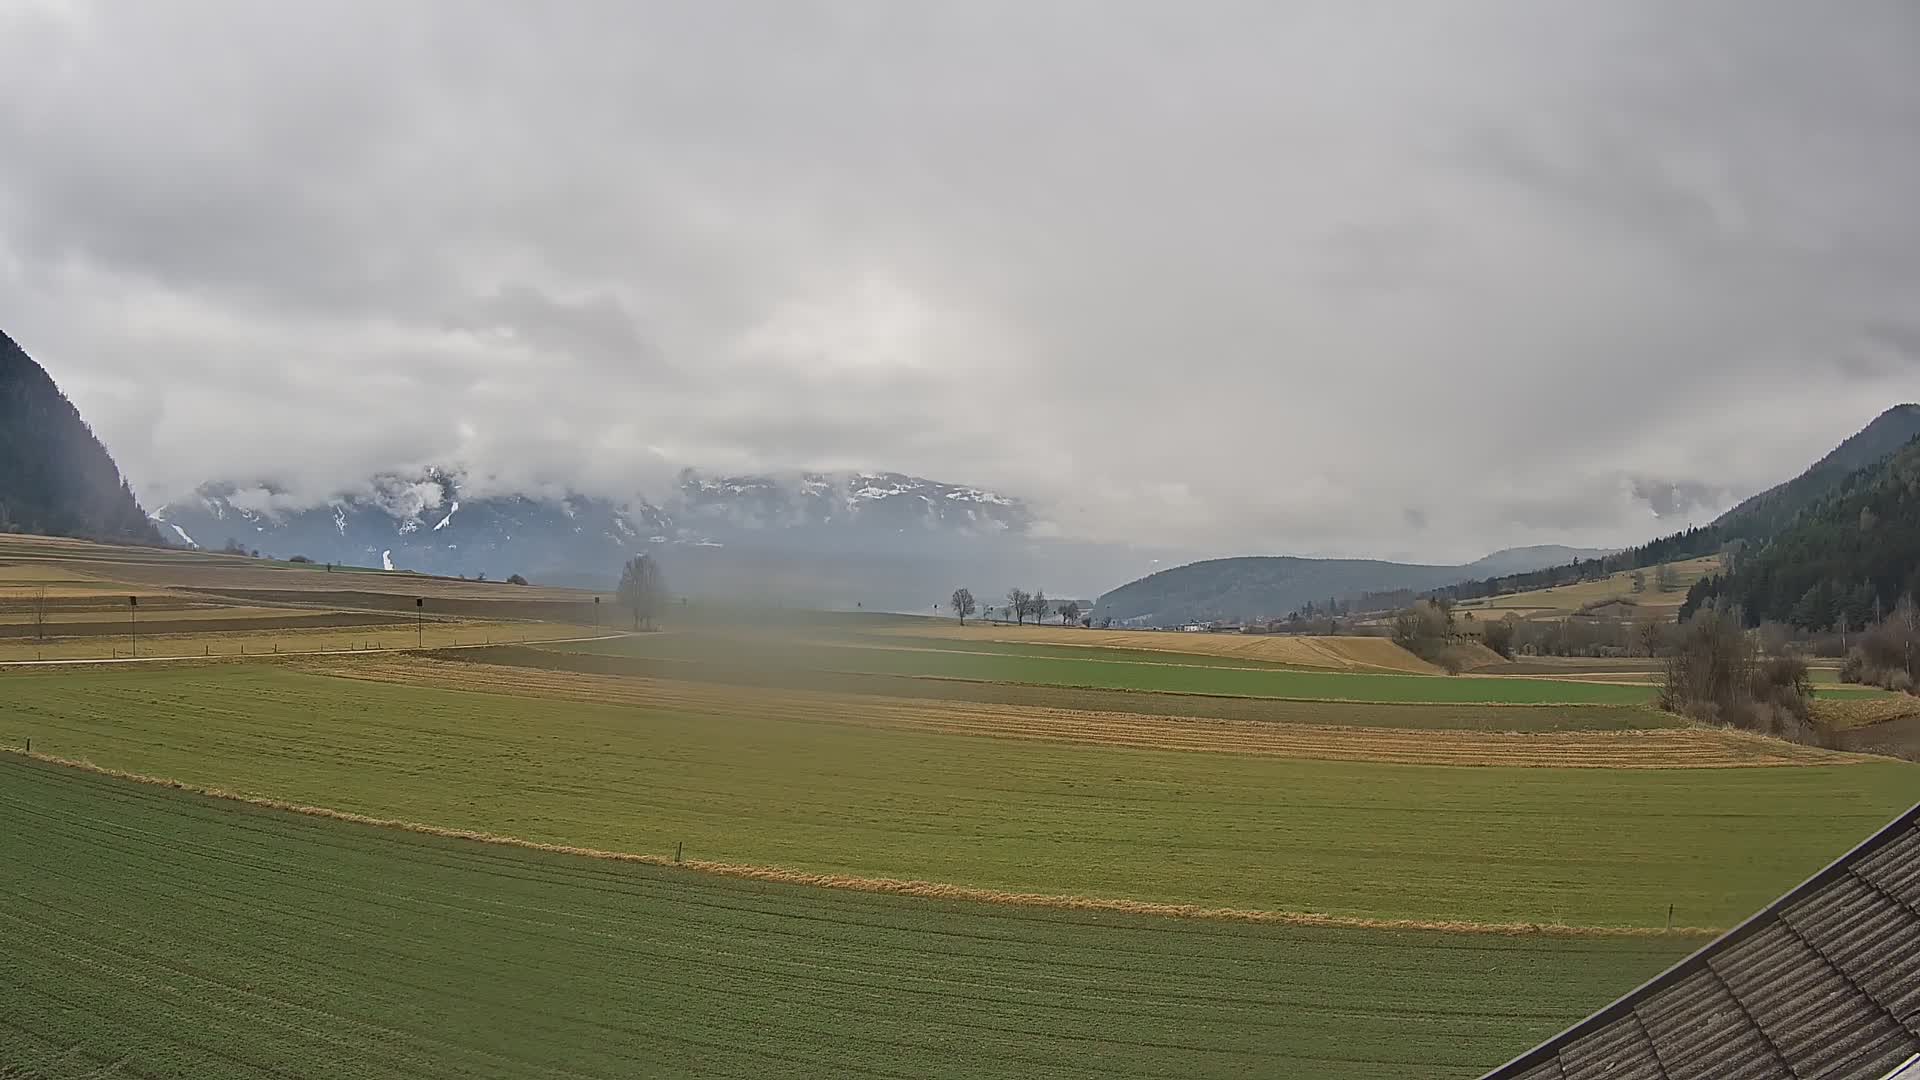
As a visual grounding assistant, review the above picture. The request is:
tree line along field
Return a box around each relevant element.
[6,662,1912,929]
[0,756,1699,1080]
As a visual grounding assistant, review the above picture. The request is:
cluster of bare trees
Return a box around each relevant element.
[949,588,1084,627]
[1391,599,1470,673]
[616,554,666,630]
[1840,597,1918,694]
[1658,605,1816,741]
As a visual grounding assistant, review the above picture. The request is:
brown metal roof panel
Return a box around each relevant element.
[1815,1039,1920,1080]
[1556,1017,1663,1080]
[1637,968,1732,1026]
[1720,921,1860,1008]
[1784,876,1908,955]
[1839,1034,1920,1079]
[1643,978,1788,1078]
[1857,828,1920,901]
[1783,884,1920,1017]
[1774,1006,1915,1078]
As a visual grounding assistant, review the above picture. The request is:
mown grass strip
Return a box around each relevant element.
[0,755,1698,1079]
[5,664,1913,927]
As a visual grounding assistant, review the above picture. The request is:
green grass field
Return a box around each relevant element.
[545,634,1677,704]
[0,756,1697,1080]
[7,664,1913,927]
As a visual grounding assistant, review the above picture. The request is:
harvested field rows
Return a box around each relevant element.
[7,664,1912,926]
[321,656,1853,768]
[0,756,1696,1080]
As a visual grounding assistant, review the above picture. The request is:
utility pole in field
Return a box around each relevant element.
[129,596,138,657]
[416,597,425,648]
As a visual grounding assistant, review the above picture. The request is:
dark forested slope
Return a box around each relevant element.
[0,329,159,544]
[1682,433,1920,628]
[1433,405,1920,605]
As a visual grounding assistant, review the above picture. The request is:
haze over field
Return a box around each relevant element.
[4,1,1919,566]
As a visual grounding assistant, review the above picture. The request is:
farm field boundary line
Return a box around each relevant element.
[310,658,1860,769]
[0,749,1724,940]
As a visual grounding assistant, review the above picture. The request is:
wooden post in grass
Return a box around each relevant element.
[129,595,138,658]
[1667,904,1674,930]
[675,842,683,864]
[24,738,29,754]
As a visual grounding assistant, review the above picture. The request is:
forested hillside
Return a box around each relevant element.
[1682,434,1920,628]
[0,329,160,544]
[1433,405,1920,605]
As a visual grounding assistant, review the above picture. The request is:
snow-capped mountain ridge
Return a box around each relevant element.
[152,466,1030,581]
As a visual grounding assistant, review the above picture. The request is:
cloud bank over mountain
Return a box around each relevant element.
[4,2,1917,562]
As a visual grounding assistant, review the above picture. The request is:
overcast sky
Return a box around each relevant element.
[3,1,1917,562]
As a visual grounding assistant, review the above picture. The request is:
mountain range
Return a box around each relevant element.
[10,325,1915,624]
[152,468,1032,585]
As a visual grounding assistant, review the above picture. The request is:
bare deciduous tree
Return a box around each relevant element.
[617,554,667,630]
[1006,588,1031,626]
[1059,600,1081,626]
[951,587,976,626]
[1654,562,1680,592]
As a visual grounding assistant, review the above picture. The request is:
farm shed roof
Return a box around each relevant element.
[1483,801,1920,1080]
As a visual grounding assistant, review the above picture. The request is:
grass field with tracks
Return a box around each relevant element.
[0,756,1699,1080]
[6,662,1911,928]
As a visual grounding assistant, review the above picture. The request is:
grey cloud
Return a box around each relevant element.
[3,1,1917,563]
[1630,477,1730,521]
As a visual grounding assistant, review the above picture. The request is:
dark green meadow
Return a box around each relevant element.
[0,755,1694,1080]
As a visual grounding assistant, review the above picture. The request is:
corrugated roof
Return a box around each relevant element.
[1484,801,1920,1080]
